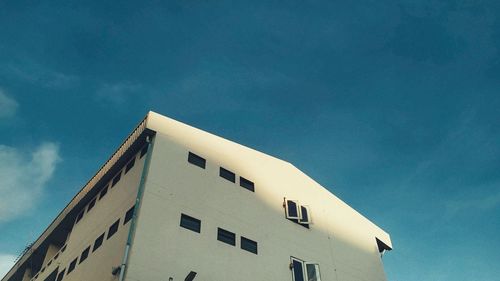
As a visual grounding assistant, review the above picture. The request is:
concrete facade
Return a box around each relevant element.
[2,111,392,281]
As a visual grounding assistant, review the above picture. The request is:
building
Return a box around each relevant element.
[2,111,392,281]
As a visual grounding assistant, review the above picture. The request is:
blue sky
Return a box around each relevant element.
[1,0,499,280]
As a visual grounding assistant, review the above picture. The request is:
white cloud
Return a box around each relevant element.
[0,62,79,90]
[0,143,61,223]
[0,89,18,119]
[96,82,142,104]
[0,254,16,279]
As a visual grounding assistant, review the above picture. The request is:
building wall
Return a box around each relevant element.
[125,116,390,281]
[26,149,147,281]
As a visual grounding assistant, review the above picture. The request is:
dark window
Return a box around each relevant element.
[67,258,77,274]
[43,268,57,281]
[79,246,90,264]
[111,173,121,187]
[180,214,201,233]
[219,167,235,183]
[87,198,96,212]
[291,258,305,281]
[61,245,66,252]
[54,253,59,260]
[124,205,135,225]
[98,185,108,200]
[140,145,148,158]
[47,260,52,266]
[286,200,299,219]
[125,158,135,174]
[75,210,84,224]
[239,177,255,192]
[188,152,206,169]
[217,228,235,246]
[107,219,120,239]
[93,233,105,252]
[241,237,258,254]
[299,206,310,224]
[56,269,65,281]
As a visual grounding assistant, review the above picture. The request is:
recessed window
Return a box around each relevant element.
[87,198,96,212]
[93,233,105,252]
[79,246,90,264]
[111,173,121,187]
[219,167,235,183]
[125,158,135,174]
[188,152,206,169]
[67,258,77,274]
[124,205,135,225]
[241,236,258,254]
[299,206,311,224]
[291,257,305,281]
[180,214,201,233]
[98,185,108,200]
[239,177,255,192]
[140,145,148,158]
[107,219,120,239]
[285,200,300,219]
[217,228,236,246]
[75,210,84,224]
[56,269,65,281]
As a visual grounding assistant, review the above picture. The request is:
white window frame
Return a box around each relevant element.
[299,205,312,224]
[290,257,306,281]
[285,200,301,219]
[304,262,321,281]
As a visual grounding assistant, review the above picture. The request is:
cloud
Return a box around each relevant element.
[0,89,18,119]
[0,143,61,223]
[95,82,142,104]
[0,254,16,279]
[445,188,500,216]
[0,62,79,90]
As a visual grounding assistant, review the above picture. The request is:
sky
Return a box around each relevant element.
[0,0,499,280]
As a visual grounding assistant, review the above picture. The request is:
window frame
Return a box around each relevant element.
[299,205,312,224]
[180,213,201,233]
[219,167,236,183]
[187,152,206,169]
[239,176,255,192]
[240,236,258,254]
[285,200,301,220]
[290,257,305,281]
[304,262,322,281]
[217,227,236,246]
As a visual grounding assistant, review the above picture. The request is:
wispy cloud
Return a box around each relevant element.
[95,81,143,104]
[0,143,61,223]
[0,62,79,90]
[445,185,500,216]
[0,89,18,119]
[0,254,16,279]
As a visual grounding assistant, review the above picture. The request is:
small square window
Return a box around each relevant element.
[79,246,90,264]
[107,219,120,239]
[219,167,235,183]
[188,152,206,169]
[140,145,148,158]
[241,236,258,254]
[239,177,255,192]
[98,185,108,200]
[87,198,96,212]
[75,210,84,224]
[180,214,201,233]
[124,205,135,225]
[111,173,121,187]
[93,233,105,252]
[56,269,65,281]
[125,158,135,174]
[67,258,77,274]
[217,228,235,246]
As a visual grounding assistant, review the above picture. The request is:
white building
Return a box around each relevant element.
[2,111,392,281]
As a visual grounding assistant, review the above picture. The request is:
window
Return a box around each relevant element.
[125,158,135,174]
[140,145,148,158]
[111,173,121,187]
[219,167,235,183]
[290,257,321,281]
[188,152,206,169]
[285,200,300,219]
[180,214,201,233]
[241,236,258,254]
[79,246,90,264]
[299,206,311,224]
[75,210,84,224]
[87,198,96,212]
[93,233,105,252]
[124,205,135,225]
[54,253,59,260]
[239,177,255,192]
[67,258,77,274]
[61,245,66,252]
[107,219,120,239]
[56,269,65,281]
[98,185,108,200]
[217,228,235,246]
